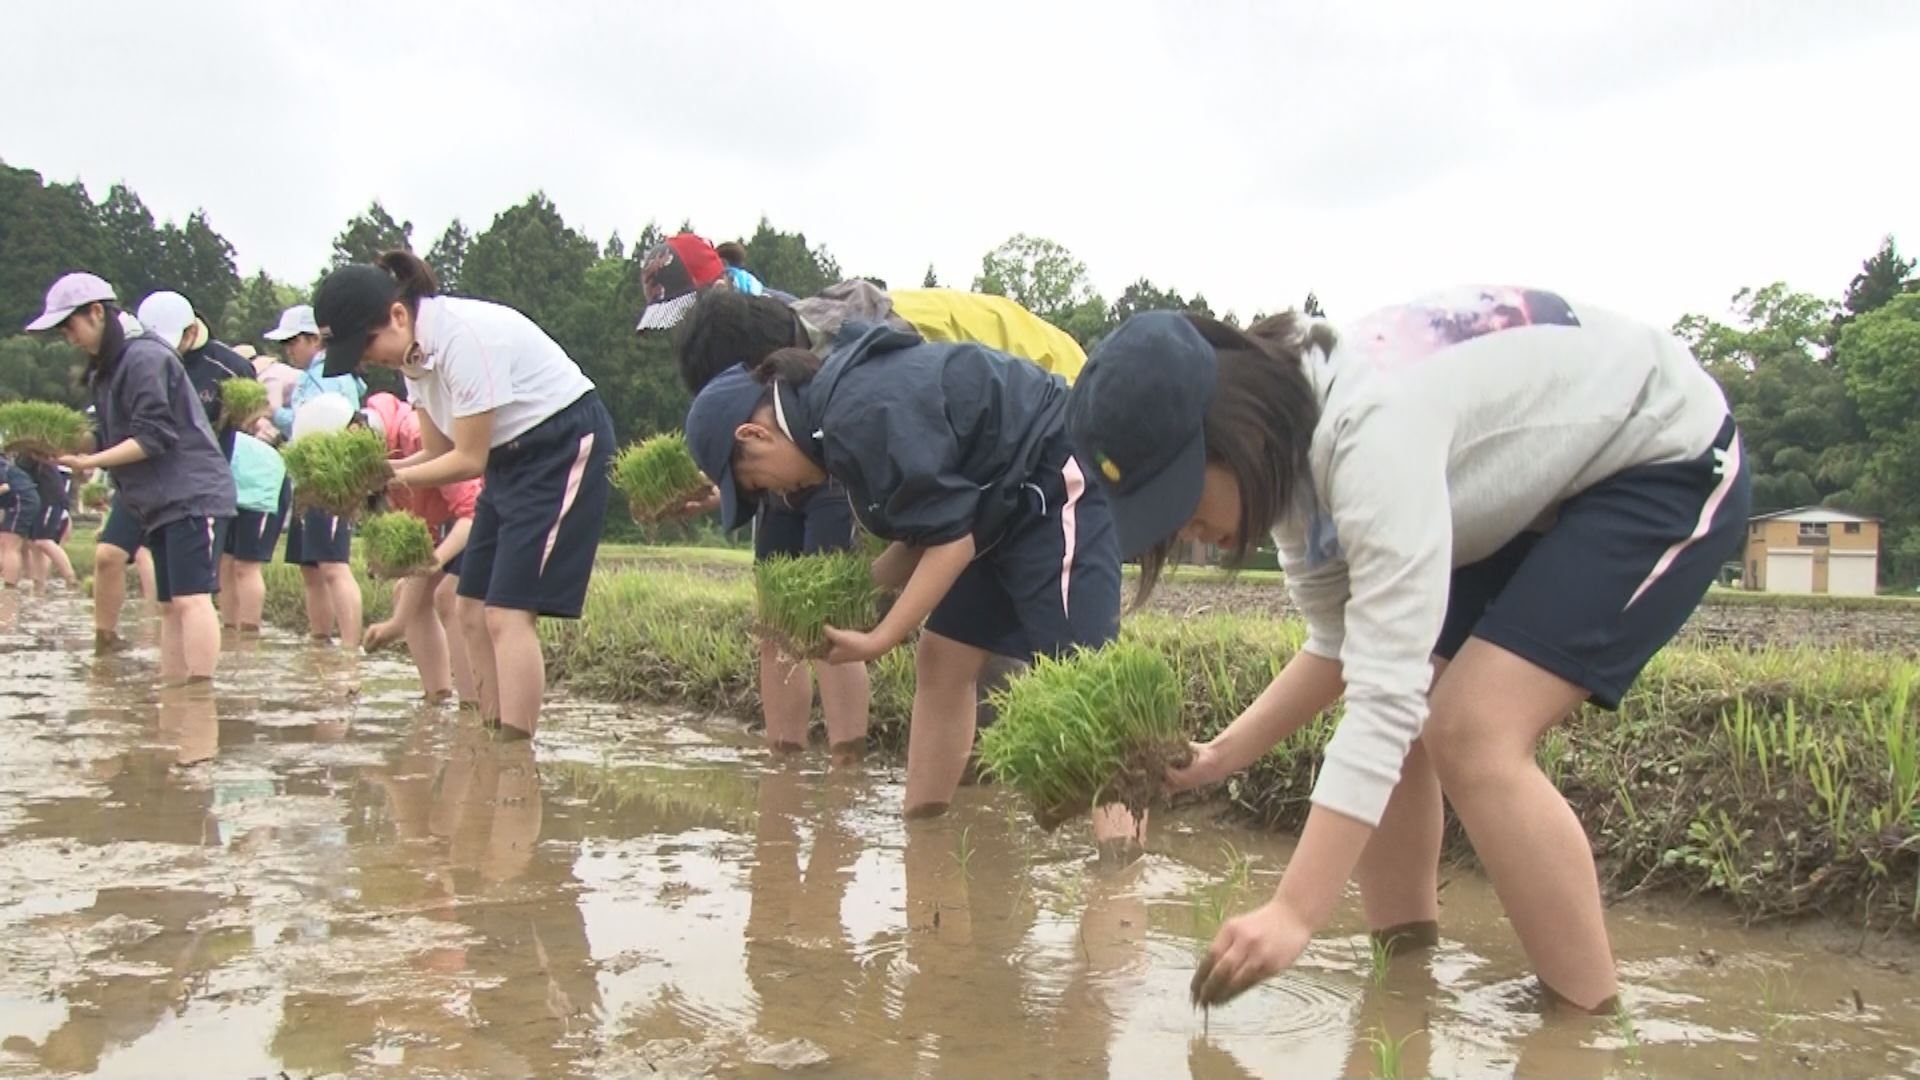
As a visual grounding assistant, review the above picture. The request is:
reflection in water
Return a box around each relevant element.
[1,595,1919,1078]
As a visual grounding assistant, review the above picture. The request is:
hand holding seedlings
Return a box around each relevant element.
[1190,897,1313,1008]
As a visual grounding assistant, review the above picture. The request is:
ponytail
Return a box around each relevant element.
[375,250,440,314]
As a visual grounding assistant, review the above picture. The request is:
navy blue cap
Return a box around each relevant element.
[684,363,764,533]
[1066,311,1218,559]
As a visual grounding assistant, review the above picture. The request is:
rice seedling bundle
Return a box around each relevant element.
[0,401,91,457]
[979,640,1188,830]
[219,378,270,429]
[612,433,710,521]
[359,511,440,579]
[281,427,391,520]
[753,552,883,660]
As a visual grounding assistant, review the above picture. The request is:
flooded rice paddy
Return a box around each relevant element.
[1,587,1917,1078]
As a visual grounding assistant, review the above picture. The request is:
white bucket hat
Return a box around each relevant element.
[25,272,118,332]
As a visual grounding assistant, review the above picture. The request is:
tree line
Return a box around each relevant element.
[3,158,1916,580]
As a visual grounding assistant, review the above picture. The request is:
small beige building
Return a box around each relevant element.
[1743,507,1881,596]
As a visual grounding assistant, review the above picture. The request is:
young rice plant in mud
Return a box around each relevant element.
[0,401,91,457]
[282,428,391,520]
[612,433,709,522]
[218,379,269,430]
[752,552,883,660]
[359,512,439,579]
[1364,1022,1418,1080]
[977,641,1187,831]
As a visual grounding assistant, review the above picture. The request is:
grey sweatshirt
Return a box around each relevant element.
[1276,286,1730,827]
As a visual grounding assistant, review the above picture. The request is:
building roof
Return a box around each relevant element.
[1750,505,1881,524]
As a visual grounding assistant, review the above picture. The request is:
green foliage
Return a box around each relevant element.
[1843,234,1916,318]
[327,201,414,272]
[0,400,90,455]
[1107,277,1215,326]
[978,641,1187,829]
[737,216,841,297]
[281,428,390,520]
[0,336,87,406]
[752,552,882,659]
[220,271,302,349]
[611,434,709,521]
[974,233,1099,332]
[219,378,269,429]
[426,219,472,294]
[359,511,438,579]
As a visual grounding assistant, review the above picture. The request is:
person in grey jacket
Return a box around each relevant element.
[30,272,237,684]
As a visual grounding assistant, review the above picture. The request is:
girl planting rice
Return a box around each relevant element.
[1064,291,1750,1012]
[682,322,1125,827]
[661,274,1087,763]
[314,253,613,738]
[29,273,237,684]
[358,391,481,707]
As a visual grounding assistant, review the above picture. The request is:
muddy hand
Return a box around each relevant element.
[1165,741,1218,794]
[1190,898,1312,1008]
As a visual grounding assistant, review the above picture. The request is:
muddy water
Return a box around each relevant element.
[1,590,1917,1080]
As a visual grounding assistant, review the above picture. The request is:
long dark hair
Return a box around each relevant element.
[82,303,130,388]
[375,250,440,315]
[1134,312,1330,604]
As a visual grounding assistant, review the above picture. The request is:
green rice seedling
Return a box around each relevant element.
[1220,842,1252,891]
[219,378,270,430]
[359,511,438,579]
[752,552,883,659]
[0,400,91,457]
[953,826,975,878]
[611,433,710,521]
[977,640,1187,831]
[281,427,391,520]
[1364,1023,1416,1080]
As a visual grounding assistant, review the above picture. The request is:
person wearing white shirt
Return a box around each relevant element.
[313,252,615,739]
[1068,290,1749,1014]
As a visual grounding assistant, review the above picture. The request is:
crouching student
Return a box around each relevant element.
[314,252,614,738]
[683,322,1131,836]
[31,273,237,684]
[1065,294,1749,1012]
[359,391,481,707]
[0,452,39,588]
[26,457,79,589]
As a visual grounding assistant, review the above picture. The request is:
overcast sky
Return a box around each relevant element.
[3,1,1915,328]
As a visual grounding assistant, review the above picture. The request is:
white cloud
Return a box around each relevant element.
[1,0,1914,330]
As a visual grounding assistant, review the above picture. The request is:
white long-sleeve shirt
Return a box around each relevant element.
[1278,286,1730,827]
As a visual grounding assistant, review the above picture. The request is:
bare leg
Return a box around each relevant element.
[158,600,186,684]
[434,576,475,703]
[321,562,362,649]
[815,656,871,762]
[174,594,220,681]
[133,547,156,604]
[1427,638,1612,1010]
[93,544,130,637]
[484,606,544,737]
[458,596,498,724]
[35,539,77,586]
[299,565,334,639]
[218,554,237,627]
[904,631,989,817]
[404,575,454,701]
[232,561,266,629]
[1353,659,1451,947]
[759,638,813,751]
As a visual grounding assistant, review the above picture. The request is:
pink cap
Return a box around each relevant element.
[26,272,117,332]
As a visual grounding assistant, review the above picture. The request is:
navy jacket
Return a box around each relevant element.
[182,337,255,457]
[0,455,37,514]
[790,322,1068,547]
[90,332,237,528]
